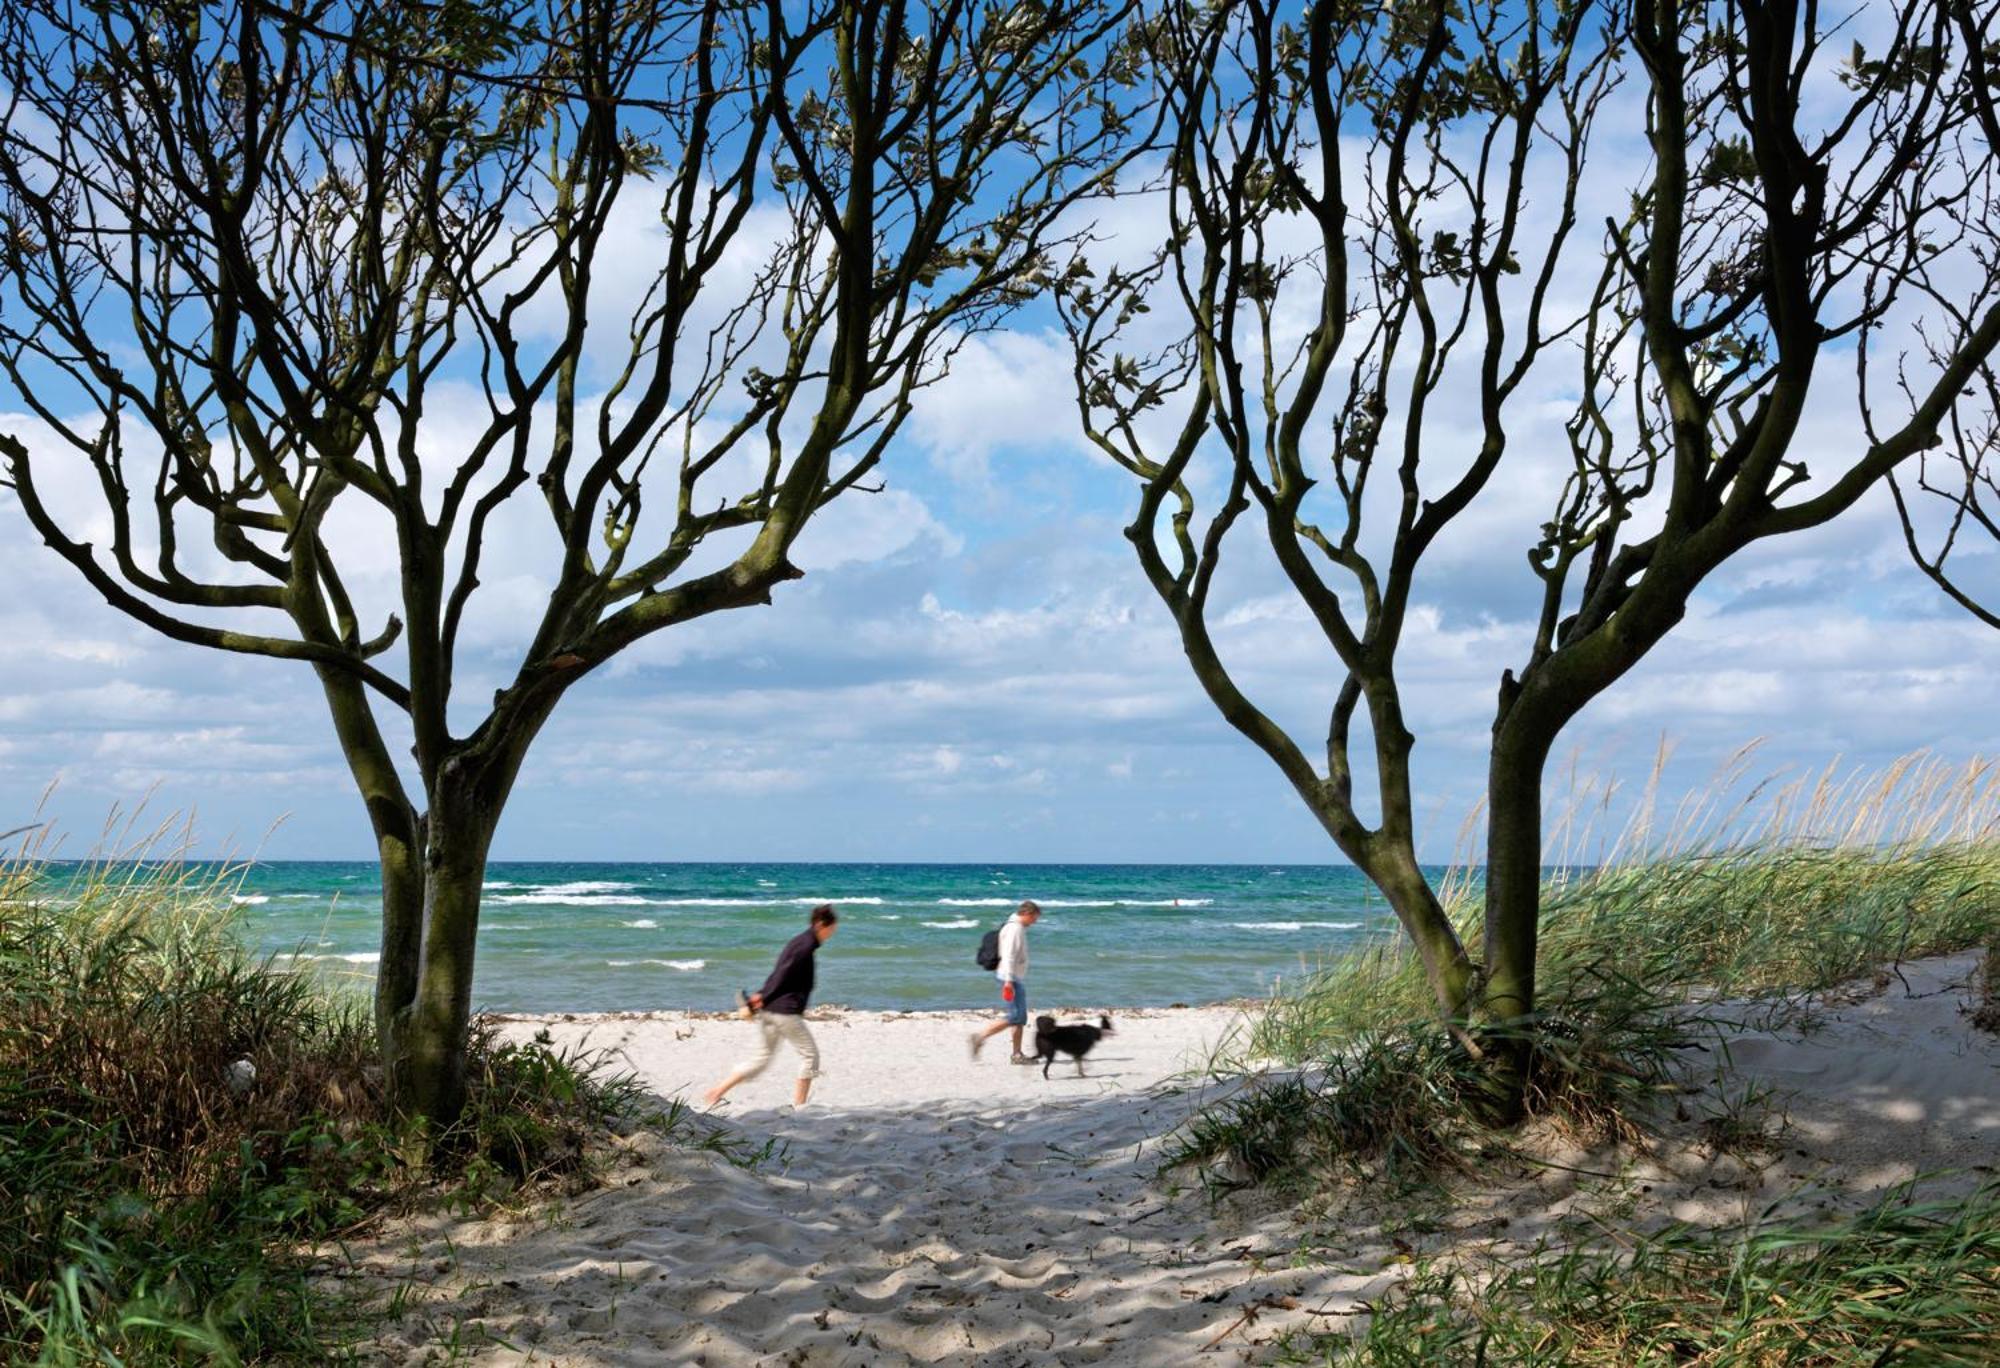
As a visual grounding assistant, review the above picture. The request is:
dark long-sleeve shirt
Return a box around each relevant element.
[756,928,820,1015]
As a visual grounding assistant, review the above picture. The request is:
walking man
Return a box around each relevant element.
[970,900,1041,1063]
[704,904,838,1108]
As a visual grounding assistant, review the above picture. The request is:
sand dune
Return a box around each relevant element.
[325,957,2000,1364]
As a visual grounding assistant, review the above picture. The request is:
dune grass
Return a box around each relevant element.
[1255,750,2000,1065]
[1181,748,2000,1361]
[0,817,646,1364]
[1168,957,1688,1193]
[1293,1180,2000,1366]
[1174,750,2000,1196]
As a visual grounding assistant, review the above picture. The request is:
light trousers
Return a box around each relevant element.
[736,1011,821,1080]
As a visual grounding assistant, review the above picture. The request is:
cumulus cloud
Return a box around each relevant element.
[7,416,1998,862]
[6,79,1998,864]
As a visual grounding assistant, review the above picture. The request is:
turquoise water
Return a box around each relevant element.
[209,862,1408,1013]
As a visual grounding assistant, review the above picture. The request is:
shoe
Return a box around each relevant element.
[969,1032,984,1060]
[1009,1053,1038,1065]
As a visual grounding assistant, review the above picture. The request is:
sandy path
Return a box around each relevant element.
[333,1005,1383,1364]
[328,959,2000,1365]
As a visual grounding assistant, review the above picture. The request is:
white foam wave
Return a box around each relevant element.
[276,951,381,964]
[933,897,1213,909]
[922,918,979,929]
[488,893,658,907]
[643,897,770,907]
[232,894,269,906]
[621,918,660,929]
[533,880,637,896]
[579,895,888,908]
[606,959,706,971]
[1233,921,1362,931]
[482,881,518,890]
[879,915,901,920]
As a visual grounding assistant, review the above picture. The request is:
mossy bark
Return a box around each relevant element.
[382,850,493,1124]
[372,764,512,1125]
[1477,721,1556,1121]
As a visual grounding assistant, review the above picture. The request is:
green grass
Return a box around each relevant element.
[1257,749,2000,1065]
[1179,752,2000,1193]
[1180,833,2000,1199]
[1190,750,2000,1361]
[1291,1180,2000,1366]
[1253,840,2000,1067]
[1168,957,1690,1195]
[0,825,653,1364]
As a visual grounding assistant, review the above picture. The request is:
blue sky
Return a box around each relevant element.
[6,329,1998,865]
[5,7,1999,864]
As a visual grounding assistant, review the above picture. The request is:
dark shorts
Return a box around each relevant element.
[1001,978,1027,1026]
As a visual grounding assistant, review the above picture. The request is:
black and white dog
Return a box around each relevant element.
[1034,1014,1114,1078]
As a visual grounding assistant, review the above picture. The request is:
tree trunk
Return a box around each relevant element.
[1976,935,2000,1034]
[1367,841,1476,1020]
[380,788,499,1126]
[375,832,425,1061]
[1478,719,1555,1121]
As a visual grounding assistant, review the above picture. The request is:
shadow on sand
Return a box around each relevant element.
[329,954,2000,1365]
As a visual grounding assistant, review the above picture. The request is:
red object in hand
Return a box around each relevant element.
[1002,982,1015,1002]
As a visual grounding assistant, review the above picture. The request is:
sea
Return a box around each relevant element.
[208,862,1413,1014]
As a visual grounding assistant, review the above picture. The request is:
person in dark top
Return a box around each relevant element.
[703,905,838,1108]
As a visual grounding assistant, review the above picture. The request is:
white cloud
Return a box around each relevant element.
[6,47,1999,864]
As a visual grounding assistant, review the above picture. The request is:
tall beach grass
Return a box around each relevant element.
[1171,749,2000,1196]
[1255,746,2000,1063]
[1297,1179,2000,1366]
[1187,747,2000,1359]
[0,811,644,1363]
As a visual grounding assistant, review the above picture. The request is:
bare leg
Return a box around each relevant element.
[704,1069,753,1106]
[794,1076,812,1106]
[1010,1024,1024,1056]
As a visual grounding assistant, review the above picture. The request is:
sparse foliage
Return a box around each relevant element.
[1061,0,2000,1115]
[0,0,1139,1120]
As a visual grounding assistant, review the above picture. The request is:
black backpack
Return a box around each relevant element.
[975,923,1004,971]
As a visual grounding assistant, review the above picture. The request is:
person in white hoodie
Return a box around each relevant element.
[970,900,1041,1063]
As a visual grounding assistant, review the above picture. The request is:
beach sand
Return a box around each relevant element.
[326,955,2000,1364]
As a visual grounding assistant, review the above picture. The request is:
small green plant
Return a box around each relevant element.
[1691,1076,1784,1159]
[1169,962,1691,1195]
[1293,1180,2000,1366]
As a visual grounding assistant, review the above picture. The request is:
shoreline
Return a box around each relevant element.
[484,997,1272,1025]
[488,1001,1263,1115]
[214,858,1399,1015]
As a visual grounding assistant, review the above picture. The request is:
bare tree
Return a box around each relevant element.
[0,0,1137,1122]
[1894,364,2000,627]
[1891,3,2000,631]
[1061,0,2000,1113]
[1885,10,2000,1024]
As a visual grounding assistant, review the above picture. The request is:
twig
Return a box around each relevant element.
[1199,1295,1298,1352]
